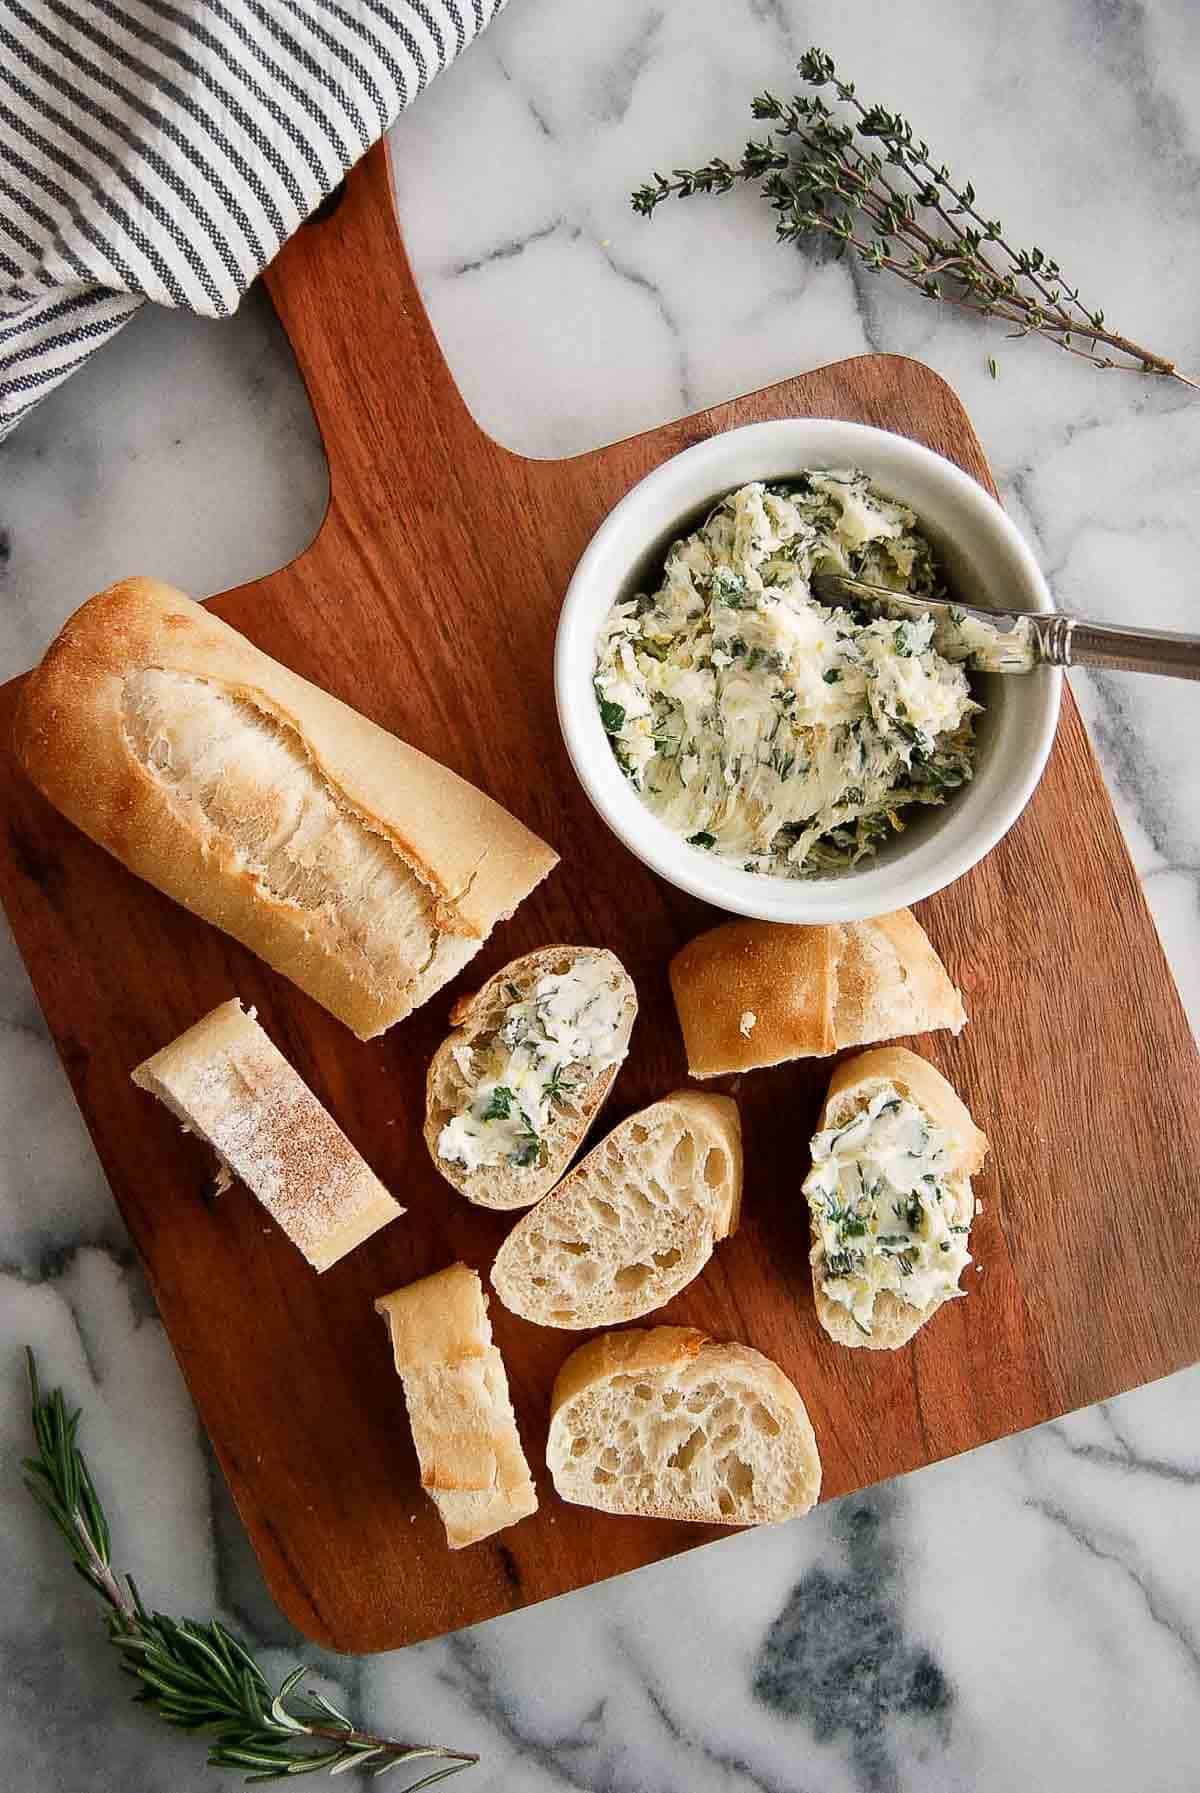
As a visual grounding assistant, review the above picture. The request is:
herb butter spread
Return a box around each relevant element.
[594,472,980,875]
[437,963,625,1174]
[803,1086,971,1334]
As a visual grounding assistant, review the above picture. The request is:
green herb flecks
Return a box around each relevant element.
[543,1064,575,1105]
[593,472,980,880]
[510,1122,541,1169]
[482,1085,515,1122]
[596,692,626,735]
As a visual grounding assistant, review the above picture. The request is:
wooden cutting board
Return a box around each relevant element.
[2,144,1198,1654]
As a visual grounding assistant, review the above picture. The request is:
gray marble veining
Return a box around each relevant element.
[2,2,1199,1789]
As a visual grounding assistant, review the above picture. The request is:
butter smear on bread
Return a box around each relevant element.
[437,960,628,1174]
[803,1085,971,1334]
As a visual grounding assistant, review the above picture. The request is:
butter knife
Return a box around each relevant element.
[811,572,1200,681]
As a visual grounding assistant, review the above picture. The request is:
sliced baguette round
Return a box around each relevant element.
[424,946,637,1210]
[669,909,965,1077]
[491,1090,741,1328]
[547,1327,821,1525]
[809,1046,989,1351]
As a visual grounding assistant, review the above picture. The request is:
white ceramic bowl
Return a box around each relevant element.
[555,419,1060,922]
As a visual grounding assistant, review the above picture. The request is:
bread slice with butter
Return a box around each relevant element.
[804,1046,989,1349]
[425,946,637,1210]
[491,1090,741,1328]
[375,1264,538,1549]
[546,1326,821,1525]
[668,909,966,1077]
[132,998,402,1271]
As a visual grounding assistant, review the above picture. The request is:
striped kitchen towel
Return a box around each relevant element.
[0,0,506,439]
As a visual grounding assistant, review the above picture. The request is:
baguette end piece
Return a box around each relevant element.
[669,920,840,1076]
[669,909,966,1075]
[17,578,558,1040]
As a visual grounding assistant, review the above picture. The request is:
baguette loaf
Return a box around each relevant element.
[669,909,966,1076]
[15,579,558,1039]
[375,1264,538,1548]
[132,999,402,1271]
[425,946,637,1209]
[547,1327,821,1525]
[804,1046,989,1350]
[491,1091,741,1328]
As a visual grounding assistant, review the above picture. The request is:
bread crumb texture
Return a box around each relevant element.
[548,1328,820,1525]
[492,1093,740,1328]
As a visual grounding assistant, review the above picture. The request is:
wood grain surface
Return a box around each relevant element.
[2,143,1197,1653]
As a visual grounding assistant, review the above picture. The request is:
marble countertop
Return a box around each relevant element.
[3,1,1199,1788]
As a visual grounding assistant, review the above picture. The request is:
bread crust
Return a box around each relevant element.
[424,946,637,1209]
[14,579,558,1038]
[375,1264,538,1547]
[661,1091,743,1237]
[832,911,968,1049]
[808,1046,989,1350]
[131,998,402,1271]
[547,1326,821,1524]
[669,920,841,1075]
[669,910,965,1076]
[490,1089,742,1327]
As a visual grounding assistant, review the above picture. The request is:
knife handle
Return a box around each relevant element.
[1035,614,1200,681]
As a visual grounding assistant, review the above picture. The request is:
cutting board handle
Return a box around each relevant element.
[6,131,1195,1655]
[263,143,486,518]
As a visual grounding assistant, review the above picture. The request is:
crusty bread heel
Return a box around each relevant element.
[669,908,966,1076]
[132,999,403,1270]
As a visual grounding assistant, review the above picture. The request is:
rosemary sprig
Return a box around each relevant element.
[21,1349,478,1787]
[633,47,1196,389]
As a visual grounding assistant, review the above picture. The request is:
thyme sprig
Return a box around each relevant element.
[21,1349,478,1787]
[633,48,1196,388]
